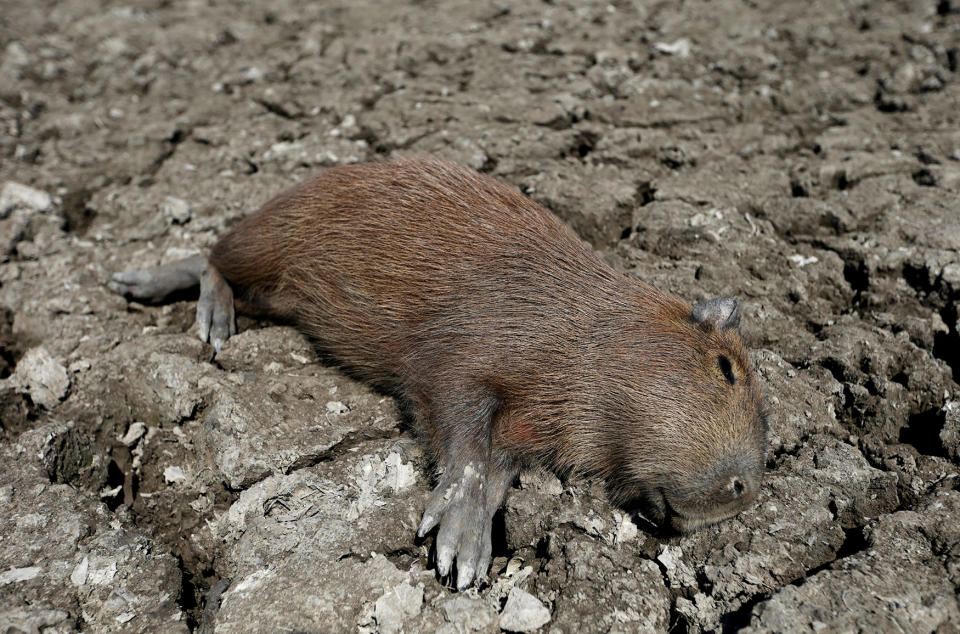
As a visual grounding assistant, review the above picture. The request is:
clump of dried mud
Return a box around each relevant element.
[1,1,959,632]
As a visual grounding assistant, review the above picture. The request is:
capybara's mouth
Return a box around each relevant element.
[630,488,686,534]
[668,508,739,533]
[652,487,754,533]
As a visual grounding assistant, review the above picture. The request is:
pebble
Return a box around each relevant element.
[10,347,69,409]
[0,181,52,217]
[326,400,348,414]
[119,422,147,447]
[0,566,43,585]
[163,466,187,484]
[441,596,496,631]
[654,38,691,58]
[161,196,192,224]
[499,587,551,632]
[374,582,423,634]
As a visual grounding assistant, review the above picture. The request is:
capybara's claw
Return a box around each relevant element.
[452,518,491,591]
[432,498,488,588]
[417,513,438,539]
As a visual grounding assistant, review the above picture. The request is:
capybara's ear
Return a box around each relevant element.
[692,297,740,331]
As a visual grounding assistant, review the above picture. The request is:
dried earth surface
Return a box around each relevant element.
[2,0,959,632]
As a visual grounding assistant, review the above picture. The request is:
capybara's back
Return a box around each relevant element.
[210,155,633,390]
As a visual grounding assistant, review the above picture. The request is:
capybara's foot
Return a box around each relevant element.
[108,255,206,303]
[197,264,235,352]
[418,463,494,590]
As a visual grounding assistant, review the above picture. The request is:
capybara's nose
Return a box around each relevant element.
[731,477,745,497]
[726,475,756,505]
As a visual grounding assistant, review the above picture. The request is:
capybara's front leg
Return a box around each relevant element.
[418,454,518,589]
[414,393,519,589]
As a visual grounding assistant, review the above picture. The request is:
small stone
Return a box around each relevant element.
[941,263,960,293]
[941,401,960,460]
[161,196,192,224]
[441,596,496,631]
[0,566,43,586]
[240,66,263,83]
[263,361,284,374]
[0,182,52,217]
[384,452,416,491]
[326,400,348,415]
[163,466,187,484]
[374,582,423,634]
[0,209,29,258]
[654,38,691,57]
[119,422,147,447]
[788,254,818,267]
[70,556,89,586]
[499,587,551,632]
[614,513,637,544]
[890,62,920,93]
[11,347,69,409]
[3,42,30,71]
[657,545,697,588]
[87,559,117,586]
[675,593,723,627]
[819,164,847,189]
[68,359,91,373]
[115,612,136,624]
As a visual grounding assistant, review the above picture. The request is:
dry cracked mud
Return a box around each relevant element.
[1,0,959,632]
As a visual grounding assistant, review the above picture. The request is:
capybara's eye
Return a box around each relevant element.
[718,355,736,385]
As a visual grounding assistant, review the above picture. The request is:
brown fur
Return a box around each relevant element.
[210,154,767,530]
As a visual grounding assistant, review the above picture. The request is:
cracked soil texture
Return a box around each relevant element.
[1,0,960,632]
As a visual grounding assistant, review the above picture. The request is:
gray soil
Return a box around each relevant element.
[1,0,959,632]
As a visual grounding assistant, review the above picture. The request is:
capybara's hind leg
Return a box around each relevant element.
[109,255,207,303]
[196,264,235,352]
[110,255,236,352]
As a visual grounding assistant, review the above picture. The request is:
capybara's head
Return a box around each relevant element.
[605,297,767,532]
